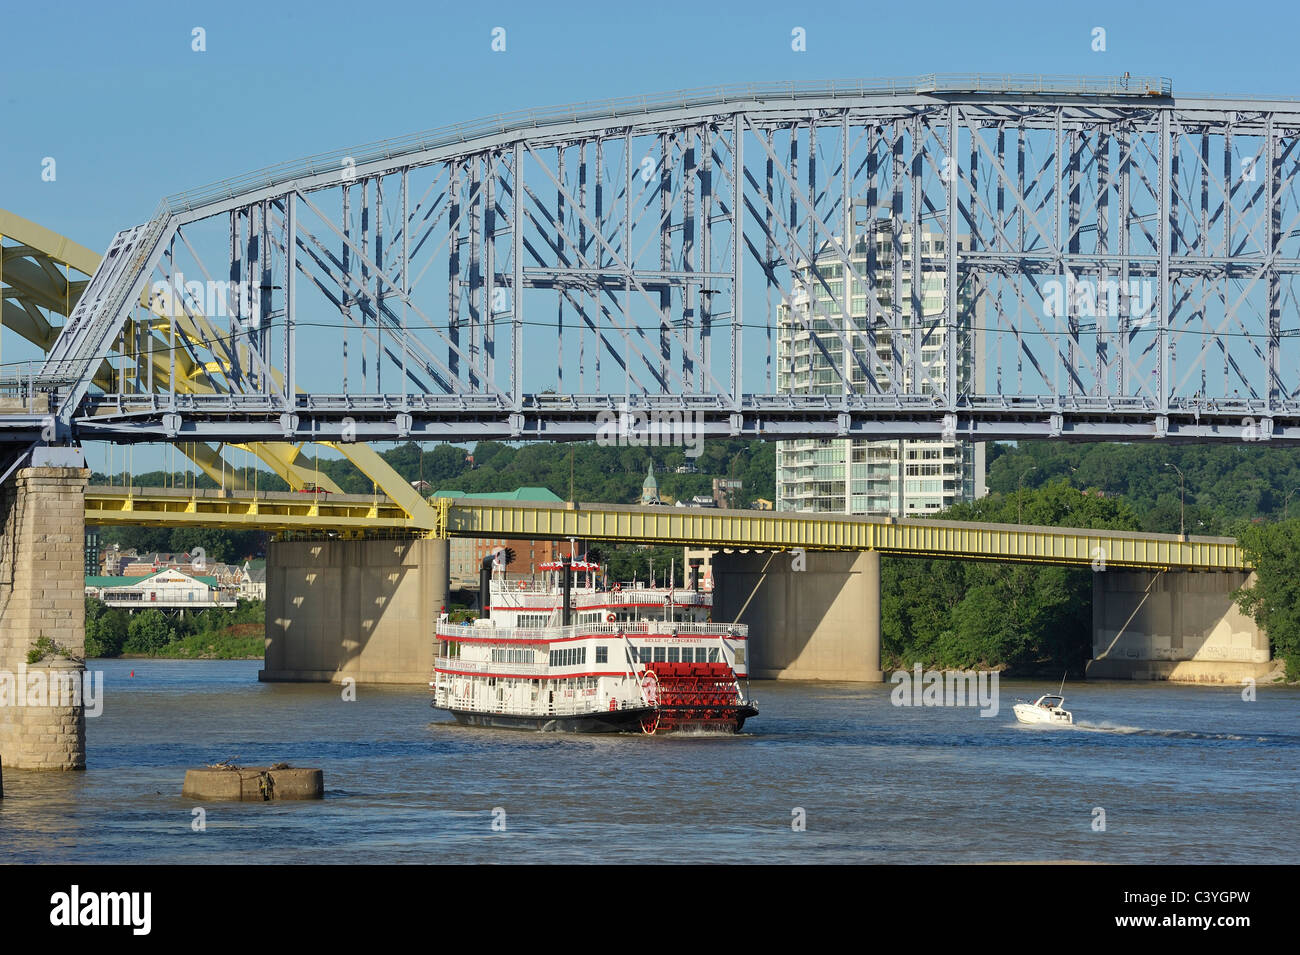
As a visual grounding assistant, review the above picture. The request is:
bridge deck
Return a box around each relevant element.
[84,487,1246,571]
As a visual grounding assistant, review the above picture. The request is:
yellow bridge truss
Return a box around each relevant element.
[1,208,440,529]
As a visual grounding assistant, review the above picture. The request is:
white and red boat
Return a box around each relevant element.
[430,556,757,734]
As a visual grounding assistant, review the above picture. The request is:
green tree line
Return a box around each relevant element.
[883,480,1142,675]
[84,599,264,659]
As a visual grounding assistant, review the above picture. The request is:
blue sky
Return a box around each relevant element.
[3,0,1295,251]
[3,0,1297,476]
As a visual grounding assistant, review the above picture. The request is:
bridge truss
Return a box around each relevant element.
[9,74,1300,446]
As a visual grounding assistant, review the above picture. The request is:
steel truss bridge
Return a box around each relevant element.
[7,73,1300,454]
[83,487,1245,572]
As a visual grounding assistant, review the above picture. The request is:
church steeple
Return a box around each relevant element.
[640,460,660,504]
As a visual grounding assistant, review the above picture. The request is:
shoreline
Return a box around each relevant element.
[93,654,264,662]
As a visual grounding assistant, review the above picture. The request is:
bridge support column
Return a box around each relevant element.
[1087,569,1276,682]
[262,535,449,685]
[713,549,883,682]
[0,456,89,770]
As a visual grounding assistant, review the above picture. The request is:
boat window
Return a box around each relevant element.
[708,648,719,663]
[654,647,666,662]
[596,646,608,664]
[734,647,745,664]
[637,648,652,664]
[667,648,679,662]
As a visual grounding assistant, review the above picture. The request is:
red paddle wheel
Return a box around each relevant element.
[641,661,747,733]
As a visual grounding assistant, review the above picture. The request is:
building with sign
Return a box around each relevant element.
[85,569,237,612]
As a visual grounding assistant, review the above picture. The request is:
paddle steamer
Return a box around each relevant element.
[431,555,757,734]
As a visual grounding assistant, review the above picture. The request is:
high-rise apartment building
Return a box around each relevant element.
[775,214,985,516]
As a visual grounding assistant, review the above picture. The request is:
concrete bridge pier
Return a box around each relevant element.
[712,549,884,682]
[262,535,450,684]
[0,451,89,770]
[1087,569,1274,682]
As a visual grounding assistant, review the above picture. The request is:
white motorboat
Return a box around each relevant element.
[1013,694,1074,725]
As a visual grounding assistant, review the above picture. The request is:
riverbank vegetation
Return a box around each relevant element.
[1233,522,1300,680]
[84,599,264,659]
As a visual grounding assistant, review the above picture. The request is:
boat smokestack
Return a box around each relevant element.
[479,554,494,619]
[561,554,572,627]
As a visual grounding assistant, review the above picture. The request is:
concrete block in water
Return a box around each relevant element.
[182,766,323,801]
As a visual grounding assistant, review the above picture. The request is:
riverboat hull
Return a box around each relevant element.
[439,703,759,734]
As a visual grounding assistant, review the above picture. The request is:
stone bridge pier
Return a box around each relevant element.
[0,449,89,770]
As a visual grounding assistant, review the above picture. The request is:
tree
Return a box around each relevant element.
[1234,520,1300,680]
[124,610,172,655]
[85,603,129,658]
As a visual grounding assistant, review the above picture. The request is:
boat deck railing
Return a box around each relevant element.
[437,620,745,643]
[433,686,625,718]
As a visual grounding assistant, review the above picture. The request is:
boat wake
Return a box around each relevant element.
[654,724,753,739]
[1072,720,1253,741]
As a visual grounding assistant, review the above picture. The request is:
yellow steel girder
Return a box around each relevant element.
[2,209,442,517]
[82,488,1247,572]
[84,485,430,536]
[444,499,1246,571]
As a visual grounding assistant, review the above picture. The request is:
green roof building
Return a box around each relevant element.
[430,487,563,502]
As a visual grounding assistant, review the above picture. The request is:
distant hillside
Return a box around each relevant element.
[986,441,1300,535]
[95,439,774,507]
